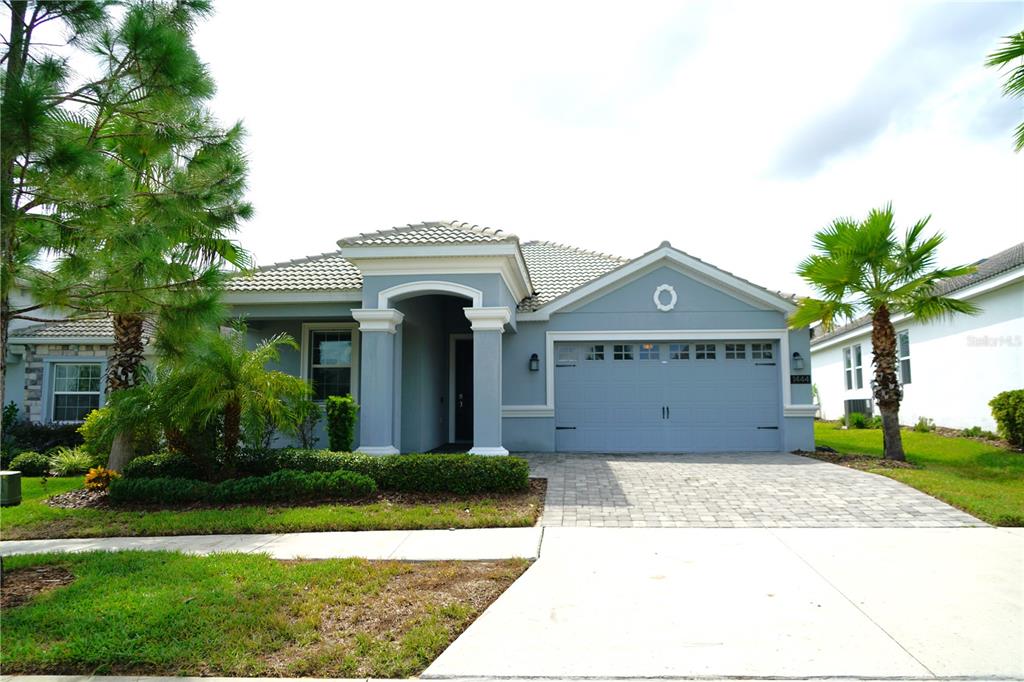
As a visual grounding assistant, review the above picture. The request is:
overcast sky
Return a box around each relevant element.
[136,2,1024,294]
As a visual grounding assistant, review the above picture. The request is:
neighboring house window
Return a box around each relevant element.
[586,344,604,361]
[751,343,772,359]
[613,344,634,360]
[638,343,659,360]
[669,343,689,360]
[725,343,746,359]
[695,343,716,360]
[308,330,352,401]
[898,331,911,384]
[843,344,863,390]
[51,363,102,422]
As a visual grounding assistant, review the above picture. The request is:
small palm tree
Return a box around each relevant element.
[986,30,1024,151]
[160,324,311,469]
[790,205,979,460]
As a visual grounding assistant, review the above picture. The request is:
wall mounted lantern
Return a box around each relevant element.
[791,351,805,371]
[528,353,540,372]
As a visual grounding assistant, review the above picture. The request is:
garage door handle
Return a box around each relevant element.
[757,426,779,430]
[755,362,776,366]
[555,426,576,430]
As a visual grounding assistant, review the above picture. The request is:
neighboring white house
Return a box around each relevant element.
[810,241,1023,432]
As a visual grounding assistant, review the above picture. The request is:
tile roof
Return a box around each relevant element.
[337,220,517,247]
[810,241,1024,345]
[9,317,156,342]
[225,251,362,292]
[518,241,630,311]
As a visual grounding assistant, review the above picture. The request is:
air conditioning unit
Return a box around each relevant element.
[844,398,873,423]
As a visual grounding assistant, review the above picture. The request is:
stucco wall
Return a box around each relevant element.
[810,281,1023,431]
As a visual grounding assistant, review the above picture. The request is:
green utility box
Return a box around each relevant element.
[1,470,22,506]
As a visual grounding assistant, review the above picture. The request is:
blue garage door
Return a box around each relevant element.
[554,340,781,453]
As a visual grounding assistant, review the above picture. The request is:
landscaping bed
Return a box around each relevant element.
[813,421,1024,526]
[0,551,529,677]
[0,477,545,540]
[795,448,919,471]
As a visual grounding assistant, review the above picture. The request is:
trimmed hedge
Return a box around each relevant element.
[9,451,50,476]
[325,395,359,452]
[121,448,530,495]
[108,469,377,506]
[122,451,203,480]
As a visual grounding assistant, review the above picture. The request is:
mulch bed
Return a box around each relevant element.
[0,565,75,609]
[793,449,918,471]
[45,477,547,514]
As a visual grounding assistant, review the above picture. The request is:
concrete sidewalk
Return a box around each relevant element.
[424,526,1024,680]
[0,526,542,561]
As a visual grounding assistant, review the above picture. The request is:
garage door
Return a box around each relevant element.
[554,340,781,452]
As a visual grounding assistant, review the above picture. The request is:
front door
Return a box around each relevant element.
[454,338,474,442]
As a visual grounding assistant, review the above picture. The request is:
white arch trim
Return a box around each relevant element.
[376,280,484,309]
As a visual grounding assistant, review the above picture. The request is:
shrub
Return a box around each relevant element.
[79,406,162,460]
[84,466,121,491]
[108,468,376,506]
[374,454,530,495]
[848,412,869,429]
[3,420,82,454]
[48,447,101,476]
[867,415,883,429]
[289,398,322,449]
[325,395,359,452]
[990,389,1024,447]
[9,451,51,476]
[913,416,935,433]
[961,426,1000,440]
[109,476,212,505]
[122,451,203,480]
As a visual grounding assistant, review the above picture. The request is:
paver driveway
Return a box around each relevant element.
[524,452,985,527]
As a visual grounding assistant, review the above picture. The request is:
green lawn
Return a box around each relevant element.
[0,551,527,677]
[0,477,542,540]
[814,421,1024,526]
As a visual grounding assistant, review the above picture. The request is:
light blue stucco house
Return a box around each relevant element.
[222,221,817,455]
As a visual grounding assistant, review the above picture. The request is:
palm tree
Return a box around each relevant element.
[159,324,312,474]
[790,205,979,461]
[986,30,1024,151]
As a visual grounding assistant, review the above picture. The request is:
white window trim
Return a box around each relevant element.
[43,358,106,424]
[300,322,360,403]
[502,329,813,418]
[897,330,911,385]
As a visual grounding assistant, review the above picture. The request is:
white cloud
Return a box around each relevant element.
[190,0,1023,297]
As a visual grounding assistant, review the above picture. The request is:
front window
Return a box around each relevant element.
[308,330,352,401]
[898,331,911,384]
[51,363,102,422]
[638,343,659,360]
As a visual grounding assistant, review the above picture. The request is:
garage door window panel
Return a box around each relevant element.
[725,343,746,359]
[613,344,634,360]
[751,343,773,359]
[638,343,660,360]
[586,344,605,361]
[695,343,716,360]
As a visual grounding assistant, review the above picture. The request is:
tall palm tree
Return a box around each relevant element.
[158,325,311,474]
[986,30,1024,152]
[790,205,979,460]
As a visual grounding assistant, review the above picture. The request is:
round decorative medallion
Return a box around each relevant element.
[653,284,677,311]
